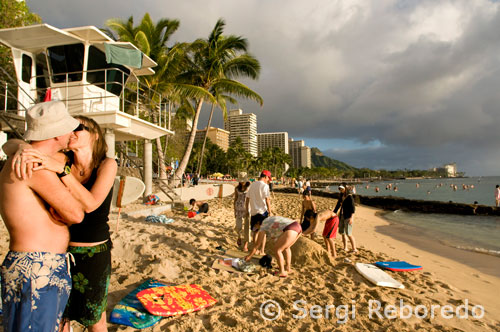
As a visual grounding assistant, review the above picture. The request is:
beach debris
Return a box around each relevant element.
[145,215,174,224]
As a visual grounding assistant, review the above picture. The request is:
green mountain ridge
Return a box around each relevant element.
[310,147,357,171]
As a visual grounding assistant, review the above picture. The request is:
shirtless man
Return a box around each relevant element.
[303,209,339,258]
[0,101,85,332]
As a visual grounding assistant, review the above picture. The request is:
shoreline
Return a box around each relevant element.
[375,211,500,278]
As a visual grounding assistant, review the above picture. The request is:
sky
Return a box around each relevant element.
[25,0,500,176]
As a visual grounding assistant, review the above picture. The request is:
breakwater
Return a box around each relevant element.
[274,187,500,217]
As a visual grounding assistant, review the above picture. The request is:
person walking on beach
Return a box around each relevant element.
[245,215,302,278]
[246,170,273,247]
[334,184,357,253]
[234,172,251,251]
[12,115,117,331]
[495,185,500,207]
[0,101,85,332]
[302,209,339,258]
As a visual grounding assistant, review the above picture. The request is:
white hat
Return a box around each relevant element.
[24,101,80,141]
[237,172,248,182]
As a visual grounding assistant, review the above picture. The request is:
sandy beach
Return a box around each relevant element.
[1,191,499,331]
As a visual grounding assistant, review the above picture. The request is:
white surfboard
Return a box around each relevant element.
[111,176,146,208]
[355,263,405,289]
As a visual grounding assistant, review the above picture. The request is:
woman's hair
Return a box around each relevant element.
[237,181,250,192]
[304,209,317,221]
[74,115,107,170]
[189,199,196,205]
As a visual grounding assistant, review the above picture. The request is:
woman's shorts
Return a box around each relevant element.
[283,221,302,234]
[338,216,353,236]
[64,239,112,326]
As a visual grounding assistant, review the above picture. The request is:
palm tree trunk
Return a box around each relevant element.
[174,98,204,186]
[196,103,216,176]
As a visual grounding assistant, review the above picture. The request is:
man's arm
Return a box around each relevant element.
[29,170,85,225]
[265,197,272,216]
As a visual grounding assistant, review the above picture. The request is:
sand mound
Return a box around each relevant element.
[291,236,334,267]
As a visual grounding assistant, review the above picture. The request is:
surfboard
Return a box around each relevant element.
[111,176,146,208]
[355,263,405,289]
[137,284,217,317]
[375,261,423,272]
[109,279,168,329]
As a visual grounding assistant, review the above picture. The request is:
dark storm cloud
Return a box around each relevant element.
[25,0,500,175]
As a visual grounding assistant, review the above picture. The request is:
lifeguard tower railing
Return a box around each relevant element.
[1,67,172,130]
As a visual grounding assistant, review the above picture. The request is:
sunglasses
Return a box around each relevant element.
[74,123,89,132]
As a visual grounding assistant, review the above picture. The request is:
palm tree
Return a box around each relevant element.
[174,18,263,183]
[106,14,212,180]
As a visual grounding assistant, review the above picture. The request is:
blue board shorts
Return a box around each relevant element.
[1,251,72,332]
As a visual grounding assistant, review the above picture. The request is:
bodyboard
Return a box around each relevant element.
[375,261,423,272]
[109,279,168,329]
[137,284,217,317]
[355,263,405,289]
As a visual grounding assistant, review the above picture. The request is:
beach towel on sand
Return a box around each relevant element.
[145,215,174,224]
[109,279,168,329]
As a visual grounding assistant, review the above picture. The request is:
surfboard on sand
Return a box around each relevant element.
[111,176,146,208]
[355,263,405,289]
[109,279,168,329]
[375,261,423,272]
[137,284,217,317]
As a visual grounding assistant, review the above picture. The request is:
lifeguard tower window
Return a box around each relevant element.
[35,53,49,92]
[87,46,130,96]
[48,44,84,83]
[21,54,32,83]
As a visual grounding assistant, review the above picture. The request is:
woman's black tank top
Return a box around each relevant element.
[69,168,113,242]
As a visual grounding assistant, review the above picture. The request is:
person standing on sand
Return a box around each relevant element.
[245,215,302,278]
[234,172,251,251]
[495,185,500,207]
[246,170,273,247]
[334,185,357,253]
[0,101,85,332]
[10,115,118,332]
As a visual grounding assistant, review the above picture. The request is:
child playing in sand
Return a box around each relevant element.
[299,191,316,235]
[189,199,210,215]
[303,210,339,258]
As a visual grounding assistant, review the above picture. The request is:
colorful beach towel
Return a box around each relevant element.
[137,284,217,317]
[109,279,168,329]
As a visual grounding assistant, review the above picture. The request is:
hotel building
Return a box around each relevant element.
[224,109,258,157]
[289,138,311,168]
[194,127,230,152]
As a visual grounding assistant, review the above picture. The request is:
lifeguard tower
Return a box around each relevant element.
[0,24,174,197]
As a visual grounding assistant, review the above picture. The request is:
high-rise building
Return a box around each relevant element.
[289,138,311,168]
[224,109,258,157]
[257,132,289,155]
[194,127,230,152]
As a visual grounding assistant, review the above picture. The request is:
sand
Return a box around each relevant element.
[1,191,499,331]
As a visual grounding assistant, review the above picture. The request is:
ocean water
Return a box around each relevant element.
[328,176,500,256]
